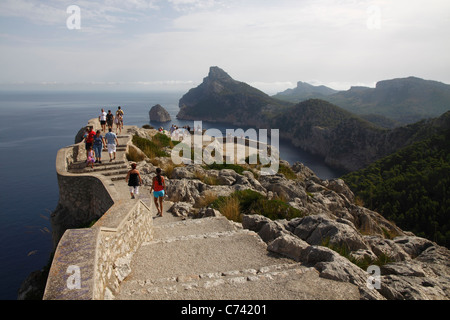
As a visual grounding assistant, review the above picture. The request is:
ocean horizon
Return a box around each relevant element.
[0,90,344,300]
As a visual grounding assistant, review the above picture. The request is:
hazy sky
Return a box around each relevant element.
[1,0,449,94]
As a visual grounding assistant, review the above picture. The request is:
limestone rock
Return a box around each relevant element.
[149,104,171,122]
[267,234,309,261]
[169,201,194,218]
[293,215,369,252]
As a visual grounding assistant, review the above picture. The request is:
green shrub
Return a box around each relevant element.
[321,237,393,270]
[132,134,168,158]
[211,189,304,222]
[203,163,246,175]
[278,164,297,180]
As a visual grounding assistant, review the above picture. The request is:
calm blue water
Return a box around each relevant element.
[0,91,344,300]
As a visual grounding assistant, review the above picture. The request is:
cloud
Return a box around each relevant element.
[0,0,449,92]
[167,0,222,12]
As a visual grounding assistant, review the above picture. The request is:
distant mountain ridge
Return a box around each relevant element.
[273,81,338,101]
[274,76,450,125]
[177,67,450,171]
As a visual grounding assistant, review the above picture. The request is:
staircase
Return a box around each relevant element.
[68,135,130,182]
[115,204,361,300]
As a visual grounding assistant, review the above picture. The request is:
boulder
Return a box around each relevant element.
[293,215,369,252]
[241,214,288,243]
[196,207,222,218]
[168,202,194,218]
[267,234,310,261]
[149,104,171,122]
[165,179,206,204]
[258,174,308,201]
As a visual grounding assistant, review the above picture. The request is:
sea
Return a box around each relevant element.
[0,90,345,300]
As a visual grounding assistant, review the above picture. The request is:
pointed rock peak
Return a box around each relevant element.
[207,66,234,82]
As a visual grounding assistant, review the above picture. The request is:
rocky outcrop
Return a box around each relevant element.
[149,104,171,122]
[132,151,449,300]
[243,213,449,300]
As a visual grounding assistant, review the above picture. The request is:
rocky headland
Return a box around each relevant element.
[128,126,450,299]
[176,66,450,172]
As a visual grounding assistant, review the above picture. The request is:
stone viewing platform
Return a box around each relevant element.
[44,119,154,299]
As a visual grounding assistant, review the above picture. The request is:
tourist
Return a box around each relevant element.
[93,130,104,163]
[86,146,95,168]
[126,163,142,199]
[115,107,123,134]
[99,108,107,132]
[117,106,124,130]
[105,128,119,162]
[106,110,114,130]
[150,168,165,217]
[84,126,96,159]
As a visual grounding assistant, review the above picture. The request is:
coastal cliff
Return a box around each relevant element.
[177,66,450,172]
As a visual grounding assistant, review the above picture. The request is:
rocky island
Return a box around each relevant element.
[149,104,171,122]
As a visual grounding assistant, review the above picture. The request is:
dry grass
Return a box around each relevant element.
[355,196,365,207]
[217,195,241,222]
[195,190,218,208]
[194,170,219,185]
[126,146,145,162]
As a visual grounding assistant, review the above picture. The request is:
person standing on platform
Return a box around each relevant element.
[99,108,107,132]
[105,128,119,162]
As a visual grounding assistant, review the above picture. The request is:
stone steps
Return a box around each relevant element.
[115,211,361,300]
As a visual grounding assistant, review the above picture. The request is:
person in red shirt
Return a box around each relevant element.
[84,126,96,160]
[150,168,165,217]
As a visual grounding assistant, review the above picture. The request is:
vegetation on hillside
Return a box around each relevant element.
[211,189,305,222]
[128,133,179,161]
[342,129,450,248]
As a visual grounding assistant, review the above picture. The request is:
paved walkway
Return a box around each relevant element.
[115,202,360,300]
[71,123,361,300]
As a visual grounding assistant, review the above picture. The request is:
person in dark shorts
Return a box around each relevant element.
[99,108,107,132]
[106,110,114,130]
[84,126,96,159]
[126,163,142,199]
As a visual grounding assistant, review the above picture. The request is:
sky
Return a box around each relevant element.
[0,0,449,94]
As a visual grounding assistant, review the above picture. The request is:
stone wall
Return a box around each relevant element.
[43,120,155,300]
[44,200,153,300]
[95,201,153,299]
